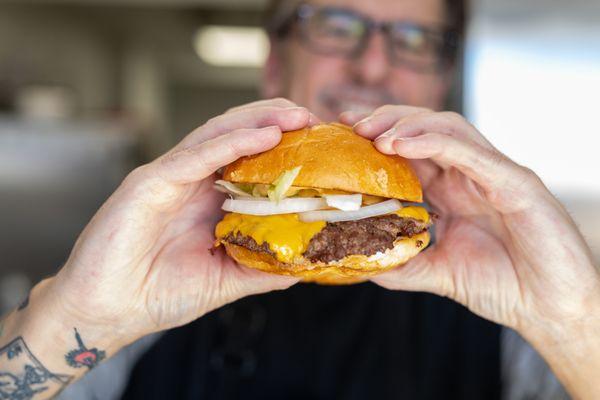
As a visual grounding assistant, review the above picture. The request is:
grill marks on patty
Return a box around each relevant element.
[221,214,429,264]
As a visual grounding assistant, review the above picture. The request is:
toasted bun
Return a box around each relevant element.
[223,123,422,202]
[221,231,430,285]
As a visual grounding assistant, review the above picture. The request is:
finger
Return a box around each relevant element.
[369,248,450,296]
[352,105,430,139]
[226,99,321,126]
[157,126,282,184]
[225,97,297,114]
[232,264,301,294]
[177,106,313,150]
[374,131,455,171]
[381,132,542,212]
[226,99,320,126]
[380,111,495,149]
[338,110,370,126]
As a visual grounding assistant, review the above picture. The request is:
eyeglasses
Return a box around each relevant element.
[273,4,459,73]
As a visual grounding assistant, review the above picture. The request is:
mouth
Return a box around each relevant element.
[319,86,398,121]
[323,97,378,117]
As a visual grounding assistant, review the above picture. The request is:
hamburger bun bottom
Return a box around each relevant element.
[221,230,430,285]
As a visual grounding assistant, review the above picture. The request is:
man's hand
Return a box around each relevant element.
[341,106,600,399]
[0,98,321,399]
[53,99,322,343]
[45,98,319,345]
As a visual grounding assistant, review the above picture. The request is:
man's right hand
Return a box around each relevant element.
[35,98,316,349]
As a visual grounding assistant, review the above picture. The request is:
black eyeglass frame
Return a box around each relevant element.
[270,3,460,73]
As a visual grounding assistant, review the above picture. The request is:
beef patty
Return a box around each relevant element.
[222,214,429,264]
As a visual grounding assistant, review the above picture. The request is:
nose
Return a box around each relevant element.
[350,31,391,86]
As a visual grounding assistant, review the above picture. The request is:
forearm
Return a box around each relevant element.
[524,295,600,400]
[0,278,125,400]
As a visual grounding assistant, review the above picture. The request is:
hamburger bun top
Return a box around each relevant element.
[223,123,422,202]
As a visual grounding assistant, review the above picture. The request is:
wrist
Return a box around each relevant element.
[520,295,600,399]
[12,277,129,356]
[1,277,128,399]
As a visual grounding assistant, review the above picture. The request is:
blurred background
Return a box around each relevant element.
[0,0,599,313]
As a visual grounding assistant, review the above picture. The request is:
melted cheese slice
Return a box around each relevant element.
[215,206,430,264]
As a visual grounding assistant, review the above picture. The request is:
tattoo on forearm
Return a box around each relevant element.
[64,328,105,370]
[0,337,73,399]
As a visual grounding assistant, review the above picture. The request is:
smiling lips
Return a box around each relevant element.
[319,85,399,119]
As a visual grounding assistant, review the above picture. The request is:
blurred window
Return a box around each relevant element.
[464,1,600,196]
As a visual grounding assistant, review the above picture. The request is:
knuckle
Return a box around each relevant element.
[224,105,241,114]
[465,146,504,178]
[441,111,465,122]
[397,108,432,124]
[203,115,221,129]
[124,164,151,186]
[371,104,397,115]
[517,165,543,188]
[272,97,295,107]
[120,160,183,205]
[159,149,183,170]
[121,164,160,197]
[416,106,434,114]
[223,135,243,158]
[406,106,433,116]
[377,104,397,113]
[486,149,507,168]
[439,112,471,132]
[484,154,543,209]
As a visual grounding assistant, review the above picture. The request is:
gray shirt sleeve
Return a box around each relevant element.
[56,333,160,400]
[501,328,570,400]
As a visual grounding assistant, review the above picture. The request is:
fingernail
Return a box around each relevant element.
[373,136,395,154]
[380,127,396,138]
[391,138,414,150]
[374,136,391,145]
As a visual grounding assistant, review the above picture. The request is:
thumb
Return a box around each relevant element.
[369,247,453,297]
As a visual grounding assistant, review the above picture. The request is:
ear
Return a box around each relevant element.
[261,38,285,99]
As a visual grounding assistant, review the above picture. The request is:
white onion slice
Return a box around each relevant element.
[324,194,362,211]
[299,199,402,223]
[222,198,327,216]
[214,180,252,197]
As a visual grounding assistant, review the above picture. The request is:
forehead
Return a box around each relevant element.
[309,0,446,25]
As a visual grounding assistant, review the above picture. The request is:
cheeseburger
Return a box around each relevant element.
[213,123,432,284]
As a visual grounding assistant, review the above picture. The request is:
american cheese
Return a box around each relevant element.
[216,206,430,263]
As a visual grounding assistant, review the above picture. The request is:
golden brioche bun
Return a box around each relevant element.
[221,231,430,285]
[223,123,422,202]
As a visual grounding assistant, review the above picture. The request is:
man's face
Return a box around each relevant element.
[263,0,452,122]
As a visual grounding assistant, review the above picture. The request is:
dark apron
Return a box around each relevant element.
[122,282,501,400]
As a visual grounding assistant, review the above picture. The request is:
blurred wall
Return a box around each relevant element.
[0,0,265,312]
